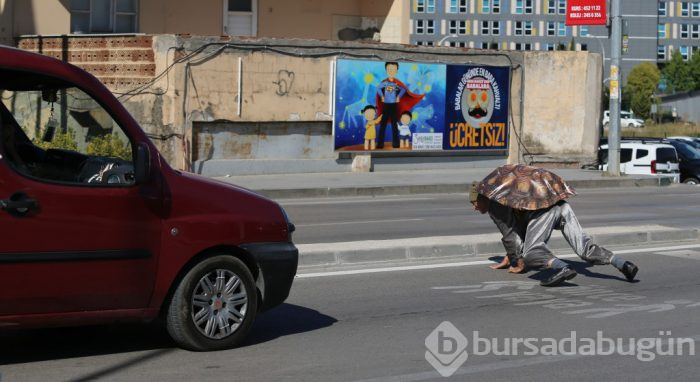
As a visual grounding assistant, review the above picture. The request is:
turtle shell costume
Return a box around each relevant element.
[472,164,576,210]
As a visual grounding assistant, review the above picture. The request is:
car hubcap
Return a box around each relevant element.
[191,269,248,340]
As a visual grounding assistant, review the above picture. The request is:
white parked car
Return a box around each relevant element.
[598,139,680,183]
[603,110,645,128]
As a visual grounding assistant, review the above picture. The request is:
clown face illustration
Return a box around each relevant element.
[460,78,494,127]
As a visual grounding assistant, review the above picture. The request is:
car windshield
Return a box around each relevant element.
[672,141,700,160]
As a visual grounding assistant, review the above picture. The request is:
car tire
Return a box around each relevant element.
[683,177,699,185]
[166,255,258,351]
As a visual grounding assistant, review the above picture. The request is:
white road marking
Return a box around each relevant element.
[281,197,434,206]
[296,218,424,227]
[297,243,700,279]
[653,249,700,260]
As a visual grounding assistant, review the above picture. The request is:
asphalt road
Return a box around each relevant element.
[2,241,699,381]
[282,184,700,244]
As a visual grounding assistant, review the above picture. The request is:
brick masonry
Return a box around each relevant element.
[17,35,156,89]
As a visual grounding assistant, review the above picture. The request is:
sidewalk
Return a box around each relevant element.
[214,168,675,199]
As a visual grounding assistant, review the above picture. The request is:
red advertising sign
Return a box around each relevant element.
[566,0,607,26]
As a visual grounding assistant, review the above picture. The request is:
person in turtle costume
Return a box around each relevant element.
[469,164,639,287]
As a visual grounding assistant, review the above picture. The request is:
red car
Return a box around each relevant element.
[0,46,298,351]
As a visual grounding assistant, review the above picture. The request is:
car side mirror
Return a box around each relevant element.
[134,143,151,184]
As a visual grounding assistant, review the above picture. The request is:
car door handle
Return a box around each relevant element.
[1,192,39,217]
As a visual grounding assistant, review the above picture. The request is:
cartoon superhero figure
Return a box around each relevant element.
[375,62,424,149]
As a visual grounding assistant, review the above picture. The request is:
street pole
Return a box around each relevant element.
[607,0,621,176]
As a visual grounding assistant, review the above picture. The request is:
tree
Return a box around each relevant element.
[662,50,695,93]
[624,62,661,120]
[689,48,700,91]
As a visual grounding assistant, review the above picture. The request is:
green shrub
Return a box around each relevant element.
[87,133,132,161]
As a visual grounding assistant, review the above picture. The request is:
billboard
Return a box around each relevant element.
[566,0,607,26]
[333,59,509,152]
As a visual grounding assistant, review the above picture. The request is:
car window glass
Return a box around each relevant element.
[636,149,648,159]
[620,148,632,163]
[1,83,134,186]
[656,148,678,163]
[675,142,700,160]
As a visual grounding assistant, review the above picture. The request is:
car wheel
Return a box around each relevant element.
[166,255,257,351]
[683,177,699,185]
[627,123,635,128]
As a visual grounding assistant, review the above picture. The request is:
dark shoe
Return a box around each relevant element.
[620,261,638,282]
[540,267,577,287]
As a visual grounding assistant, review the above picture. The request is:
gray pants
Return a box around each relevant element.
[488,200,613,269]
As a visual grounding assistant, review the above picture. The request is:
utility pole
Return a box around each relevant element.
[607,0,621,176]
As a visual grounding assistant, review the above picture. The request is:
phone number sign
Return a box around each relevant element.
[566,0,607,26]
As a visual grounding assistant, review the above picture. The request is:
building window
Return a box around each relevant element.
[680,45,689,60]
[547,21,556,36]
[524,21,533,35]
[658,1,667,16]
[658,23,666,38]
[681,24,690,38]
[482,20,490,35]
[416,20,425,34]
[693,2,700,17]
[493,0,501,13]
[692,24,700,39]
[579,25,589,37]
[70,0,138,34]
[558,0,567,15]
[545,43,556,51]
[515,0,523,14]
[449,20,458,34]
[681,2,690,17]
[457,41,468,47]
[426,20,435,34]
[448,0,458,13]
[548,0,556,14]
[525,0,534,14]
[580,44,588,51]
[515,43,532,50]
[483,0,490,13]
[481,42,490,49]
[459,20,467,34]
[558,22,567,36]
[515,21,523,36]
[492,21,500,35]
[416,0,425,13]
[427,0,436,13]
[658,45,666,60]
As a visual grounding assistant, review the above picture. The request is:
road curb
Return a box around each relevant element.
[296,225,699,271]
[253,176,673,199]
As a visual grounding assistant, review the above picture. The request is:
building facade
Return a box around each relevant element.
[0,0,411,46]
[410,0,700,83]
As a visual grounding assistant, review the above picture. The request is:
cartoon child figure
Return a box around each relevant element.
[361,105,382,151]
[398,111,412,149]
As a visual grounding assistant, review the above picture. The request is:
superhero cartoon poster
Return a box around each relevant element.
[333,59,509,152]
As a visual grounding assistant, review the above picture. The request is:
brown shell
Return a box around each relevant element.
[476,164,576,210]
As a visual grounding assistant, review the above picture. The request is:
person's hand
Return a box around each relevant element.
[381,96,385,103]
[507,258,526,273]
[489,257,510,270]
[397,96,401,102]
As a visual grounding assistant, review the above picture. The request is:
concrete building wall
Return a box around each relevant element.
[3,0,405,44]
[522,51,602,157]
[140,0,222,36]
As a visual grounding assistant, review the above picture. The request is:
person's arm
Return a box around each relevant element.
[487,202,523,261]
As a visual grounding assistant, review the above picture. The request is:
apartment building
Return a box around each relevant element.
[410,0,700,82]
